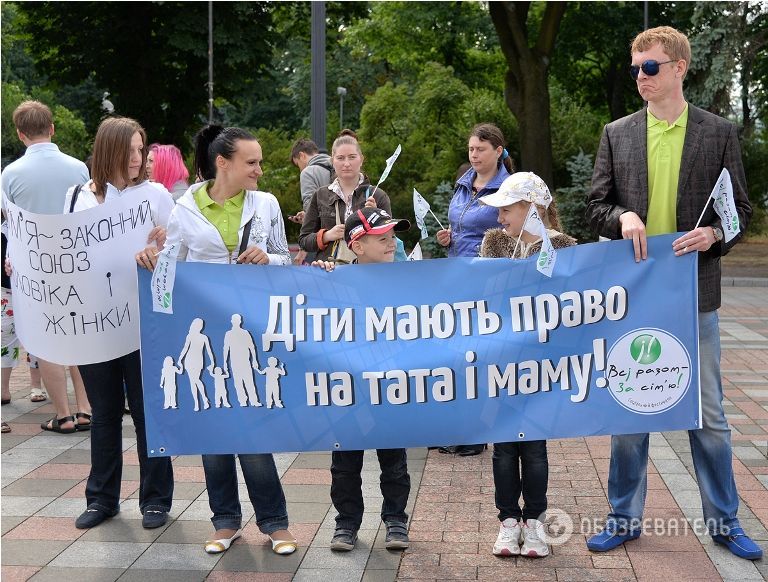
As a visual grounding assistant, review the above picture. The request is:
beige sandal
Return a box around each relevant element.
[204,529,242,554]
[269,534,297,555]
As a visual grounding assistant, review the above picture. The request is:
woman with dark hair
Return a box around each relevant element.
[65,116,175,530]
[297,134,391,263]
[435,122,515,456]
[145,125,296,555]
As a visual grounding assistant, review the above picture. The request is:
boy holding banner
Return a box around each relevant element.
[321,207,413,552]
[585,26,759,559]
[478,172,576,558]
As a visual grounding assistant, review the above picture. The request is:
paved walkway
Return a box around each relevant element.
[2,286,766,581]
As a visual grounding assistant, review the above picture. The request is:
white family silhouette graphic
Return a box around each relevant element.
[160,314,286,411]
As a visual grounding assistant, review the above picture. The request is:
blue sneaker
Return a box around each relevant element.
[586,528,640,552]
[712,527,763,560]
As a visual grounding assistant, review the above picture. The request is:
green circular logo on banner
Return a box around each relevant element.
[629,334,661,364]
[731,216,739,232]
[162,292,171,309]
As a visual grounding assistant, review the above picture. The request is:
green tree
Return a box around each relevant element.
[489,1,566,188]
[17,2,276,145]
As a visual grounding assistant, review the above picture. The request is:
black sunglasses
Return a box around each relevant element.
[629,59,675,80]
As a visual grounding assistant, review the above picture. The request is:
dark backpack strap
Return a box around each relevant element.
[238,216,254,258]
[68,184,83,213]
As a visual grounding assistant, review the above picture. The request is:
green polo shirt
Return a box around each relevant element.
[646,105,688,236]
[194,182,245,251]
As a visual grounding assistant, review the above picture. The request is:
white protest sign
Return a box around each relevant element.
[370,144,402,198]
[5,197,154,365]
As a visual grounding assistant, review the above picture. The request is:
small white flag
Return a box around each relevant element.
[522,205,557,277]
[413,188,431,239]
[711,168,740,243]
[370,145,402,198]
[407,242,423,261]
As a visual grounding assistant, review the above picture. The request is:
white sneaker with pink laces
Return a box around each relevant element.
[520,518,549,557]
[492,518,521,556]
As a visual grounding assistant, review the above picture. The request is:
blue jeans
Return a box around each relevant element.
[493,440,548,522]
[330,449,410,531]
[606,311,739,535]
[78,350,174,514]
[202,453,289,533]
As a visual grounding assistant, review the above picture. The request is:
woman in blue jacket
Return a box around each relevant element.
[435,122,514,455]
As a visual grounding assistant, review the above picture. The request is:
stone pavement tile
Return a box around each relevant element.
[281,467,332,485]
[3,424,42,437]
[361,570,397,582]
[409,519,480,532]
[739,488,768,509]
[365,548,402,569]
[1,566,41,582]
[645,489,682,509]
[169,465,206,482]
[292,569,363,582]
[16,434,88,450]
[130,542,222,570]
[397,564,477,579]
[25,463,90,480]
[735,472,768,491]
[122,450,140,465]
[206,573,292,582]
[591,554,633,568]
[34,497,84,518]
[627,530,704,551]
[282,483,331,503]
[119,570,208,582]
[554,567,636,581]
[2,496,55,517]
[156,520,213,544]
[660,472,699,491]
[314,527,378,549]
[149,481,205,501]
[407,541,479,554]
[1,516,25,535]
[3,516,86,541]
[49,448,91,464]
[3,478,80,497]
[289,453,332,469]
[477,564,558,581]
[2,435,33,450]
[629,550,719,580]
[29,567,123,581]
[170,455,204,466]
[285,501,330,524]
[80,519,168,543]
[213,543,307,572]
[49,541,149,568]
[178,498,230,522]
[300,545,371,570]
[2,447,62,466]
[701,543,765,581]
[1,463,40,480]
[1,539,69,566]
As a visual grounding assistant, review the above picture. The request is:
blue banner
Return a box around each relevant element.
[139,234,700,457]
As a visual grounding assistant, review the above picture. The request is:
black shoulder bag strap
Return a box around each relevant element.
[68,184,83,213]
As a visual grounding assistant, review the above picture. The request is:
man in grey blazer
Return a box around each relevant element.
[585,27,760,560]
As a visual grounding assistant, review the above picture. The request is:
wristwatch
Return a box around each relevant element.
[712,226,724,243]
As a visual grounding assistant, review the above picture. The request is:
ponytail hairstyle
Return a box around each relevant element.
[469,123,515,174]
[90,117,147,199]
[193,125,258,181]
[331,134,363,157]
[536,197,563,232]
[337,128,359,141]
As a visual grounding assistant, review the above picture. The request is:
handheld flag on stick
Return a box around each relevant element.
[694,168,740,243]
[369,144,402,199]
[515,204,557,278]
[407,242,423,261]
[413,188,445,239]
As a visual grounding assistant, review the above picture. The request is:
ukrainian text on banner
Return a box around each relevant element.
[5,197,153,365]
[139,233,701,457]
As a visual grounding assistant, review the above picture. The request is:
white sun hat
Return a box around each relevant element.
[479,171,553,208]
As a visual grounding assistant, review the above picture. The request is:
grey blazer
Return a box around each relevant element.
[586,104,752,312]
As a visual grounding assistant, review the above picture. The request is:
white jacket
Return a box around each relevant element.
[64,179,175,228]
[164,181,291,265]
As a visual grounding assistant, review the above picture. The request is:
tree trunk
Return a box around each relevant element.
[489,1,566,188]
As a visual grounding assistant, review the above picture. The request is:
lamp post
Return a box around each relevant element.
[337,86,347,131]
[311,2,326,150]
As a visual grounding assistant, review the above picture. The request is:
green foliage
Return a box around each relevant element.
[556,150,598,244]
[742,127,768,236]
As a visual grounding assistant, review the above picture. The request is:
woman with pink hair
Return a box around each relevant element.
[150,144,189,200]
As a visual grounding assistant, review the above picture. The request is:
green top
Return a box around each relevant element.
[194,182,246,252]
[646,105,688,236]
